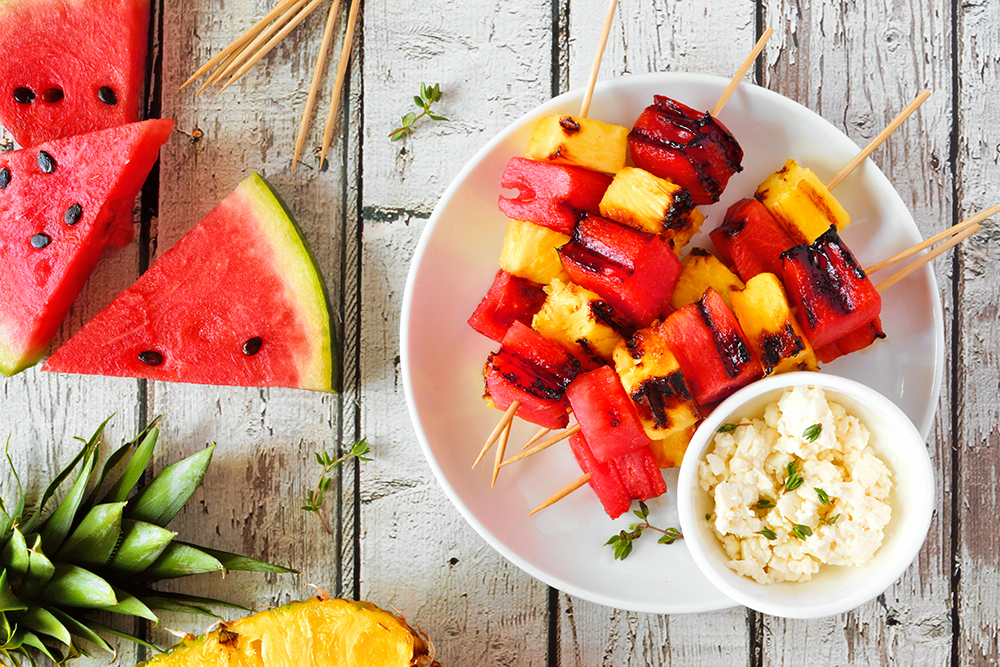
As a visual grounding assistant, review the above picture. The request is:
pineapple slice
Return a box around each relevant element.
[533,279,624,367]
[730,272,819,375]
[756,158,851,244]
[649,424,696,469]
[670,248,744,310]
[598,166,705,252]
[498,218,570,285]
[138,596,439,667]
[525,115,628,174]
[612,329,700,440]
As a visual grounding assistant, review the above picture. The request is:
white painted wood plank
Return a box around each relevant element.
[760,0,954,663]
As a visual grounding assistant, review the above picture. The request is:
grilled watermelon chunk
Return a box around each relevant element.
[0,119,172,376]
[0,0,149,148]
[44,174,337,391]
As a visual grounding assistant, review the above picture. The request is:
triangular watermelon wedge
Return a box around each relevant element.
[0,0,149,148]
[0,118,173,376]
[44,174,337,392]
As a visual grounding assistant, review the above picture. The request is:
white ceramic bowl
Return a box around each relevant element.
[676,372,934,619]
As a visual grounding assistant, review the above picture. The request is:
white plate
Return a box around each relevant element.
[400,72,943,614]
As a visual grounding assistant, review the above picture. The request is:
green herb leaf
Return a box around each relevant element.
[823,513,841,525]
[389,83,449,141]
[784,462,804,492]
[814,487,831,505]
[758,527,778,540]
[803,423,822,443]
[303,438,373,533]
[705,513,713,521]
[791,524,814,540]
[657,528,683,545]
[754,498,775,510]
[718,423,738,433]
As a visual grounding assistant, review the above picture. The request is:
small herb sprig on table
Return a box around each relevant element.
[389,83,449,141]
[605,501,683,561]
[302,438,372,533]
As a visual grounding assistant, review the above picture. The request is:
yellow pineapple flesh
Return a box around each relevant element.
[612,329,700,440]
[598,167,704,252]
[755,158,851,244]
[525,115,628,174]
[730,272,818,375]
[138,597,439,667]
[649,424,696,469]
[533,279,624,367]
[670,249,744,310]
[498,218,570,285]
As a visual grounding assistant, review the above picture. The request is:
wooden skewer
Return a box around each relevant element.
[499,424,581,469]
[530,474,591,516]
[491,419,513,489]
[876,221,980,293]
[710,27,774,117]
[826,89,931,190]
[291,0,342,172]
[210,0,311,86]
[865,205,999,274]
[472,401,520,469]
[521,426,551,451]
[578,0,618,119]
[218,0,328,93]
[197,49,245,94]
[317,0,362,169]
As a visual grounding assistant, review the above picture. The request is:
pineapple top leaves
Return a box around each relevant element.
[0,418,294,665]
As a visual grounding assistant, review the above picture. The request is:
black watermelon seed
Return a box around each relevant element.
[64,203,83,226]
[40,88,63,103]
[138,350,163,366]
[37,151,55,173]
[13,87,34,104]
[30,233,50,249]
[0,168,9,190]
[97,86,117,105]
[243,337,263,356]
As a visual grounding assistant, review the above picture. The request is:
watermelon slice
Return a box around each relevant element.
[44,174,336,392]
[0,119,172,376]
[0,0,149,148]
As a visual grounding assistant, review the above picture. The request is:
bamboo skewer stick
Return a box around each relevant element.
[291,0,342,172]
[875,221,981,293]
[212,0,311,85]
[710,27,773,117]
[826,89,931,190]
[317,0,362,169]
[218,0,328,92]
[521,426,551,451]
[491,419,513,489]
[530,474,591,516]
[865,205,999,274]
[473,401,520,469]
[500,424,581,469]
[578,0,618,119]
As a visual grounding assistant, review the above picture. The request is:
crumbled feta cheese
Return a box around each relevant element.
[699,387,892,584]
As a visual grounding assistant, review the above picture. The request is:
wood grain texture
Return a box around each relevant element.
[357,2,555,666]
[761,0,954,664]
[955,0,1000,664]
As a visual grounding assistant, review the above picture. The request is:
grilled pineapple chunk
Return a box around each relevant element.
[498,218,570,285]
[756,158,850,244]
[649,424,696,469]
[533,279,624,367]
[730,272,818,375]
[525,115,628,174]
[670,249,744,310]
[613,329,700,440]
[598,167,704,252]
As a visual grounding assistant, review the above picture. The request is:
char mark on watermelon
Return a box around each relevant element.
[43,174,338,392]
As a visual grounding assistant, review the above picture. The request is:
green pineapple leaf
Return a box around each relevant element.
[19,629,59,662]
[38,449,97,553]
[140,596,220,619]
[19,538,55,598]
[17,607,71,647]
[107,520,176,574]
[194,544,297,574]
[55,502,126,567]
[47,608,112,654]
[127,445,215,527]
[140,543,222,580]
[101,425,159,505]
[103,589,157,623]
[38,564,116,609]
[0,571,27,612]
[143,590,248,612]
[4,435,26,524]
[1,527,29,577]
[85,621,159,652]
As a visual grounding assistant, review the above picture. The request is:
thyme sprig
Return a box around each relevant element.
[302,438,373,534]
[604,501,682,560]
[783,461,804,492]
[389,82,449,141]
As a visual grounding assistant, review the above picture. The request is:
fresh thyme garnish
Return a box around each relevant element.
[803,423,822,443]
[783,461,804,492]
[705,513,713,521]
[822,513,841,526]
[604,501,683,560]
[758,527,778,540]
[814,487,832,505]
[302,438,373,533]
[718,423,738,433]
[389,83,449,141]
[791,524,814,540]
[754,498,775,510]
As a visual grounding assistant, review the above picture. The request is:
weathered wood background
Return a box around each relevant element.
[0,0,996,664]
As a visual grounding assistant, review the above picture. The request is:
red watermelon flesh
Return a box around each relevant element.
[0,118,172,376]
[0,0,149,148]
[44,174,336,392]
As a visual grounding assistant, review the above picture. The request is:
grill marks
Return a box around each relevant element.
[631,370,695,430]
[695,298,753,379]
